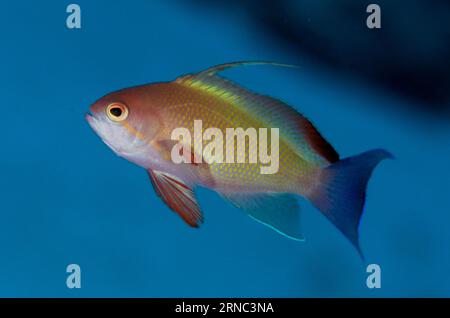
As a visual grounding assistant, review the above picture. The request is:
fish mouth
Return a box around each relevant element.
[85,111,120,152]
[85,111,99,128]
[85,111,102,136]
[85,111,95,122]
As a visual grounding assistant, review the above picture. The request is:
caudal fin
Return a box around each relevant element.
[308,149,393,257]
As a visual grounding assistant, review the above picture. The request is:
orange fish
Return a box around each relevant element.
[86,62,391,256]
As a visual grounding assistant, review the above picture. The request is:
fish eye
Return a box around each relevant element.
[106,103,129,122]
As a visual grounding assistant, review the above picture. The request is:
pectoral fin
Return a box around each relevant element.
[148,169,203,227]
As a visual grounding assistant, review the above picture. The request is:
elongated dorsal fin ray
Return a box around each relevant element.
[176,66,339,165]
[195,61,298,77]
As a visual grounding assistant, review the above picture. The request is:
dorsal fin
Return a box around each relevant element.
[176,62,339,166]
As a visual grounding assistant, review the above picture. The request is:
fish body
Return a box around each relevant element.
[86,62,391,256]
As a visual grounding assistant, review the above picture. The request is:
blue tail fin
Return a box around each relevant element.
[308,149,393,257]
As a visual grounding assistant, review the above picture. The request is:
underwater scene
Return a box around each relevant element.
[0,0,449,297]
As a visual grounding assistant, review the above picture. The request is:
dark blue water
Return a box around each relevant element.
[1,1,449,297]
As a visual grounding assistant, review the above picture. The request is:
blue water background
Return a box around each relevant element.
[0,1,449,297]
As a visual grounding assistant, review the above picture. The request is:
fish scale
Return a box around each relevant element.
[156,83,306,192]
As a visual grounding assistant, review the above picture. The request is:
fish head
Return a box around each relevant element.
[86,87,162,166]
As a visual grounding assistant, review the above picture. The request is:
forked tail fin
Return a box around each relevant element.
[307,149,393,257]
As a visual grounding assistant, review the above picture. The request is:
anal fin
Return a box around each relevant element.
[148,169,203,227]
[221,192,303,241]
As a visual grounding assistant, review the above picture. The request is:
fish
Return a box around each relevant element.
[86,62,392,256]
